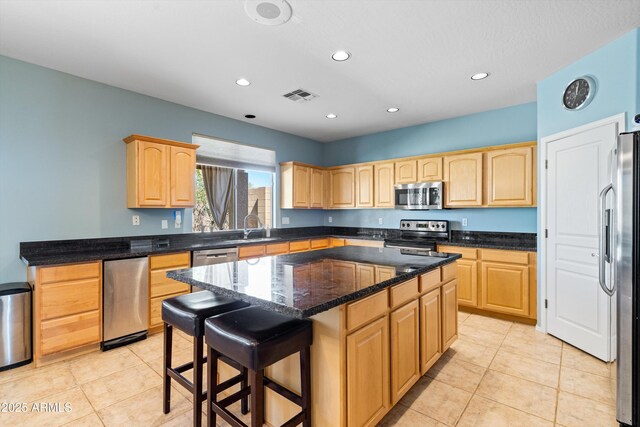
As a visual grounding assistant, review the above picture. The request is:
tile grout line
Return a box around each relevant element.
[554,341,564,425]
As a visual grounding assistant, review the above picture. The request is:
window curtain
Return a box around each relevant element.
[200,165,233,230]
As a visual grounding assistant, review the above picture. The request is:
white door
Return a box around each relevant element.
[546,122,617,361]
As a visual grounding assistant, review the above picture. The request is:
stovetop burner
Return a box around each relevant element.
[384,219,450,250]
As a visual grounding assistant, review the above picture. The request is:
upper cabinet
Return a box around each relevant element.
[443,152,483,207]
[417,157,443,182]
[485,146,533,206]
[374,162,395,208]
[124,135,198,208]
[310,167,325,208]
[356,165,374,208]
[330,167,356,208]
[394,160,417,184]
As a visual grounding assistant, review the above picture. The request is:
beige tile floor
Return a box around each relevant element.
[0,312,617,426]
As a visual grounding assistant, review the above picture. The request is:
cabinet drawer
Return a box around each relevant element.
[238,245,266,259]
[310,238,330,249]
[419,268,441,294]
[149,271,190,298]
[437,246,477,260]
[330,238,345,247]
[346,291,389,332]
[149,252,190,270]
[40,310,101,356]
[481,249,529,265]
[390,278,419,308]
[40,279,100,320]
[149,291,189,327]
[289,240,311,253]
[265,242,289,255]
[442,262,457,282]
[38,262,100,285]
[344,239,384,248]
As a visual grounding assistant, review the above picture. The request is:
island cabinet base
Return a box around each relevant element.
[212,262,459,427]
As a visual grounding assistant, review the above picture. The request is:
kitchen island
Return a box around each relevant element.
[169,246,460,427]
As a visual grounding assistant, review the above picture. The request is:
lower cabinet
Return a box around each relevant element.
[420,288,442,374]
[456,259,478,308]
[441,279,459,351]
[32,261,103,366]
[481,262,529,317]
[390,300,420,404]
[346,316,390,427]
[148,252,191,330]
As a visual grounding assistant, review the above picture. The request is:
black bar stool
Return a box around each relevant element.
[162,292,250,426]
[204,306,313,427]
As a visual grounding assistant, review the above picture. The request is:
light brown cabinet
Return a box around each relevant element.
[441,279,458,351]
[310,167,325,208]
[417,157,443,181]
[332,261,357,287]
[443,152,483,207]
[481,262,530,317]
[346,316,390,427]
[394,160,417,184]
[485,146,533,206]
[124,135,198,208]
[356,264,376,289]
[280,163,310,208]
[148,252,191,330]
[390,300,420,404]
[238,245,267,259]
[374,162,395,208]
[33,261,102,366]
[330,167,356,208]
[420,288,442,374]
[355,165,375,208]
[456,259,479,308]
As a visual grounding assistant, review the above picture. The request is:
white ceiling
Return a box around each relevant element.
[1,1,639,142]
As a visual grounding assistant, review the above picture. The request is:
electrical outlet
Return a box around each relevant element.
[328,216,333,223]
[282,217,290,225]
[132,215,140,226]
[161,219,168,229]
[462,218,468,226]
[378,218,383,225]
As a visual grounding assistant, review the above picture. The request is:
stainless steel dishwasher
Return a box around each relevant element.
[192,247,238,291]
[103,257,148,350]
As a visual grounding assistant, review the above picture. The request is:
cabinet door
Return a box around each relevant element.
[356,264,376,290]
[374,162,395,208]
[310,167,324,208]
[420,288,442,374]
[138,140,168,206]
[457,259,478,308]
[323,169,331,209]
[170,146,196,207]
[390,300,420,404]
[293,165,310,208]
[347,316,390,427]
[443,152,483,207]
[375,265,396,282]
[330,167,355,208]
[356,165,374,208]
[481,262,529,317]
[417,157,443,181]
[486,146,533,206]
[441,279,458,351]
[394,160,417,184]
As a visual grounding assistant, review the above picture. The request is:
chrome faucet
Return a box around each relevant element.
[243,214,263,239]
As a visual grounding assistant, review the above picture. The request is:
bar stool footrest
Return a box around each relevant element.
[264,377,303,406]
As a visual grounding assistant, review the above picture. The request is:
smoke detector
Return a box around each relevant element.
[283,89,319,102]
[244,0,292,26]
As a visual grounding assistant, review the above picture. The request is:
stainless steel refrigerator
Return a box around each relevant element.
[615,131,640,426]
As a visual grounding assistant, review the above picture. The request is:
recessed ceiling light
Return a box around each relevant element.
[326,113,337,119]
[387,107,399,113]
[244,114,256,119]
[332,51,350,62]
[236,78,251,86]
[470,72,489,80]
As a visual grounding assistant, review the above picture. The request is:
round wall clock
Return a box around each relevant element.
[562,76,596,111]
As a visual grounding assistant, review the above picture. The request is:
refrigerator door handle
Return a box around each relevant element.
[598,183,615,297]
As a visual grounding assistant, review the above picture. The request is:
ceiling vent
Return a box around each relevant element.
[244,0,292,26]
[283,89,319,102]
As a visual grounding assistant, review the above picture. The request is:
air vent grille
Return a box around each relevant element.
[283,89,318,102]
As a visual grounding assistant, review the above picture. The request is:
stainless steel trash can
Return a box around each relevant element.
[0,282,32,371]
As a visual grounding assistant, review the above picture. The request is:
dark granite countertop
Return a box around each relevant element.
[19,226,535,267]
[167,246,461,318]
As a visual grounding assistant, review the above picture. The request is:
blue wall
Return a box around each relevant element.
[537,28,640,138]
[0,55,324,282]
[322,103,538,231]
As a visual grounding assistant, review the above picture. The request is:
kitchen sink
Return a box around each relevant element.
[223,237,282,245]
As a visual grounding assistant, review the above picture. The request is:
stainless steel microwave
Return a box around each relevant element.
[394,181,444,210]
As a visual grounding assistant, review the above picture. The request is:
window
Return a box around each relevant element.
[191,134,276,232]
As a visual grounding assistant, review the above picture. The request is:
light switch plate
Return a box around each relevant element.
[161,219,168,229]
[282,217,290,225]
[328,216,333,223]
[462,218,468,226]
[132,215,140,226]
[378,218,383,225]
